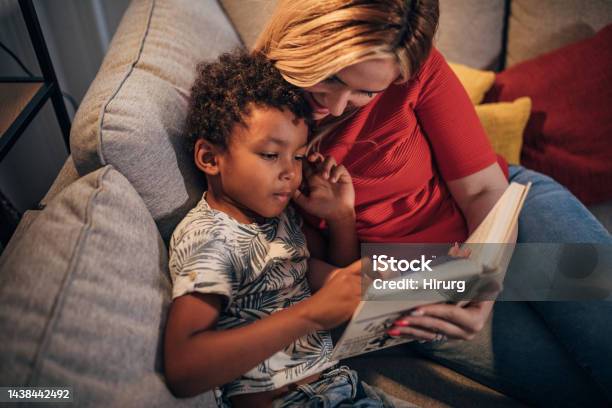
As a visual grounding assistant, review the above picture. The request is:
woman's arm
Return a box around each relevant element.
[389,164,515,342]
[447,162,514,239]
[389,50,514,341]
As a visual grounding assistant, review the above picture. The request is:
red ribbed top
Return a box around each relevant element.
[314,48,503,243]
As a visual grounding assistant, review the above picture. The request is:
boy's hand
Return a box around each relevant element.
[302,260,362,330]
[293,153,355,223]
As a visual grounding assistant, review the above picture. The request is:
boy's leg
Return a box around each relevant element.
[359,382,419,408]
[272,366,416,407]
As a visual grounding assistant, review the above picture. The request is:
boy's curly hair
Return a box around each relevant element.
[185,48,313,151]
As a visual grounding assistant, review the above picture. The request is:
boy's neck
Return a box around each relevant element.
[204,188,265,225]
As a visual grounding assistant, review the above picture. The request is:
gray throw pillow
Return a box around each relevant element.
[0,166,214,407]
[70,0,241,240]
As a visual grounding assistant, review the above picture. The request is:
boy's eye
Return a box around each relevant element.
[259,153,278,161]
[359,90,374,98]
[260,153,278,160]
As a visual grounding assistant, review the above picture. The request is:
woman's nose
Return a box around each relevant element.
[327,90,351,116]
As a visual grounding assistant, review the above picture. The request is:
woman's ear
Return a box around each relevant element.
[194,139,220,175]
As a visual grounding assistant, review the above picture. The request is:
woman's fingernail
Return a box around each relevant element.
[387,329,401,336]
[410,310,424,316]
[394,320,410,327]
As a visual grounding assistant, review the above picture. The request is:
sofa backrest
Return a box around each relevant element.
[69,0,612,243]
[221,0,612,71]
[506,0,612,68]
[219,0,509,70]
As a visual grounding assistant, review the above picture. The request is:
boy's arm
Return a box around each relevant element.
[306,257,338,292]
[165,293,318,397]
[165,260,362,398]
[326,209,359,267]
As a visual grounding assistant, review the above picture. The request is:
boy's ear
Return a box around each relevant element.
[194,139,220,176]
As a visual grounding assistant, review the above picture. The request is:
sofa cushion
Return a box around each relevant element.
[220,0,278,49]
[485,25,612,205]
[449,63,496,105]
[40,156,80,206]
[506,0,612,67]
[70,0,241,240]
[475,97,532,165]
[436,0,506,70]
[0,166,213,407]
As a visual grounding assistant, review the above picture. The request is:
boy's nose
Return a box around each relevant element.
[280,168,296,181]
[280,160,300,182]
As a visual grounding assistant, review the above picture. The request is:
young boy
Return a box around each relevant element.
[164,49,414,408]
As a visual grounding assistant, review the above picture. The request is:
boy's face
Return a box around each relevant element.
[204,107,308,222]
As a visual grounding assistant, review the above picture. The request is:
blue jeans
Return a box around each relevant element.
[272,366,416,408]
[411,166,612,407]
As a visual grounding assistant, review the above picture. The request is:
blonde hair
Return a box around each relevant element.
[253,0,439,88]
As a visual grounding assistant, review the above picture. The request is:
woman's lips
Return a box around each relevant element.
[306,92,329,114]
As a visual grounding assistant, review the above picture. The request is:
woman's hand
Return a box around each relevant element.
[387,242,493,342]
[293,153,355,223]
[388,300,494,341]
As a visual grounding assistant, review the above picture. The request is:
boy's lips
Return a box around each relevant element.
[273,191,293,203]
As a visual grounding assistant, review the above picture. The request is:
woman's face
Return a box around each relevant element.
[303,57,401,120]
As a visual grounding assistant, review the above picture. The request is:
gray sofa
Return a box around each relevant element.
[1,0,610,406]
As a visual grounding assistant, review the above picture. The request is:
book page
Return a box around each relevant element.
[331,259,483,360]
[331,182,531,360]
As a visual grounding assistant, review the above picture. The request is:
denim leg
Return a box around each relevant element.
[273,366,405,408]
[415,301,609,407]
[508,165,612,244]
[508,166,612,400]
[411,167,612,406]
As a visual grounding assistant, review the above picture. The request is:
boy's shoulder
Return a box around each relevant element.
[169,195,303,253]
[169,194,237,252]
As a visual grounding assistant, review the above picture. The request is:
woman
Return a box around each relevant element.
[254,0,612,406]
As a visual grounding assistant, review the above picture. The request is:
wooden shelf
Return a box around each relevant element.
[0,81,44,136]
[0,79,52,162]
[0,0,71,248]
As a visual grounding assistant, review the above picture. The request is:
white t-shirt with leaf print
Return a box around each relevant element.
[169,193,337,400]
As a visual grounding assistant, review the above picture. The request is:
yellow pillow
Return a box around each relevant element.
[449,62,495,104]
[475,97,532,165]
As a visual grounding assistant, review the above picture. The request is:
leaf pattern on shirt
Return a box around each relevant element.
[169,194,336,399]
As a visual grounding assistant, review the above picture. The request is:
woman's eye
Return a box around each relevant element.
[260,153,278,161]
[294,154,306,161]
[360,90,374,98]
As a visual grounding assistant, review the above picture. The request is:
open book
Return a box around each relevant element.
[331,182,531,360]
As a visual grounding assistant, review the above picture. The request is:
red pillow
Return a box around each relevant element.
[485,24,612,205]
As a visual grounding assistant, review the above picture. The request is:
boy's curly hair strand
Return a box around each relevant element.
[185,48,313,151]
